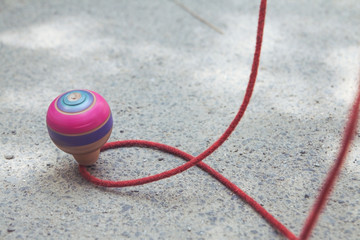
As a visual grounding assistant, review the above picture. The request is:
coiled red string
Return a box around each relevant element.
[79,0,360,239]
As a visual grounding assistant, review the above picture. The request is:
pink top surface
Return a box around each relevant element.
[46,90,111,135]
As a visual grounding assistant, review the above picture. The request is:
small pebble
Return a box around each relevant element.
[4,154,14,160]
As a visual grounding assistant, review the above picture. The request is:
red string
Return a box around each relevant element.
[78,0,360,239]
[80,0,266,188]
[299,77,360,239]
[79,0,298,238]
[80,140,297,239]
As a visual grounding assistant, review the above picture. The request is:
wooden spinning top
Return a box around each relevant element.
[46,90,113,165]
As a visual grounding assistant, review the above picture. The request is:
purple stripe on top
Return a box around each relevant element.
[48,114,113,147]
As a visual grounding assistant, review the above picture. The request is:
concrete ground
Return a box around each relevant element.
[1,0,359,239]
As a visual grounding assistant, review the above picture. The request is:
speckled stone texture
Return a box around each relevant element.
[1,0,360,239]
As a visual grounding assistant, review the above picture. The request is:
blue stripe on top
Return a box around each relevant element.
[57,90,94,113]
[48,113,113,147]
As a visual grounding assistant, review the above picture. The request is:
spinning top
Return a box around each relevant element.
[46,90,113,165]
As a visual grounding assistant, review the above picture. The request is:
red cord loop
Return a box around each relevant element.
[79,0,267,189]
[78,0,299,238]
[79,139,297,239]
[78,0,360,239]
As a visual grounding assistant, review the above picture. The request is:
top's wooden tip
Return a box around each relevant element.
[73,149,101,166]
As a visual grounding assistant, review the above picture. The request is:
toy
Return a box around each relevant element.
[46,90,112,165]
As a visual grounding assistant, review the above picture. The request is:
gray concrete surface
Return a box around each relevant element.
[1,0,360,239]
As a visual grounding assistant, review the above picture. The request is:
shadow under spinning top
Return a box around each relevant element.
[46,90,113,165]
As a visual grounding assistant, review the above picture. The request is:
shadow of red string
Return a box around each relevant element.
[78,0,360,239]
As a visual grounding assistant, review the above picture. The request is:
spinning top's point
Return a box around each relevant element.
[46,90,113,165]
